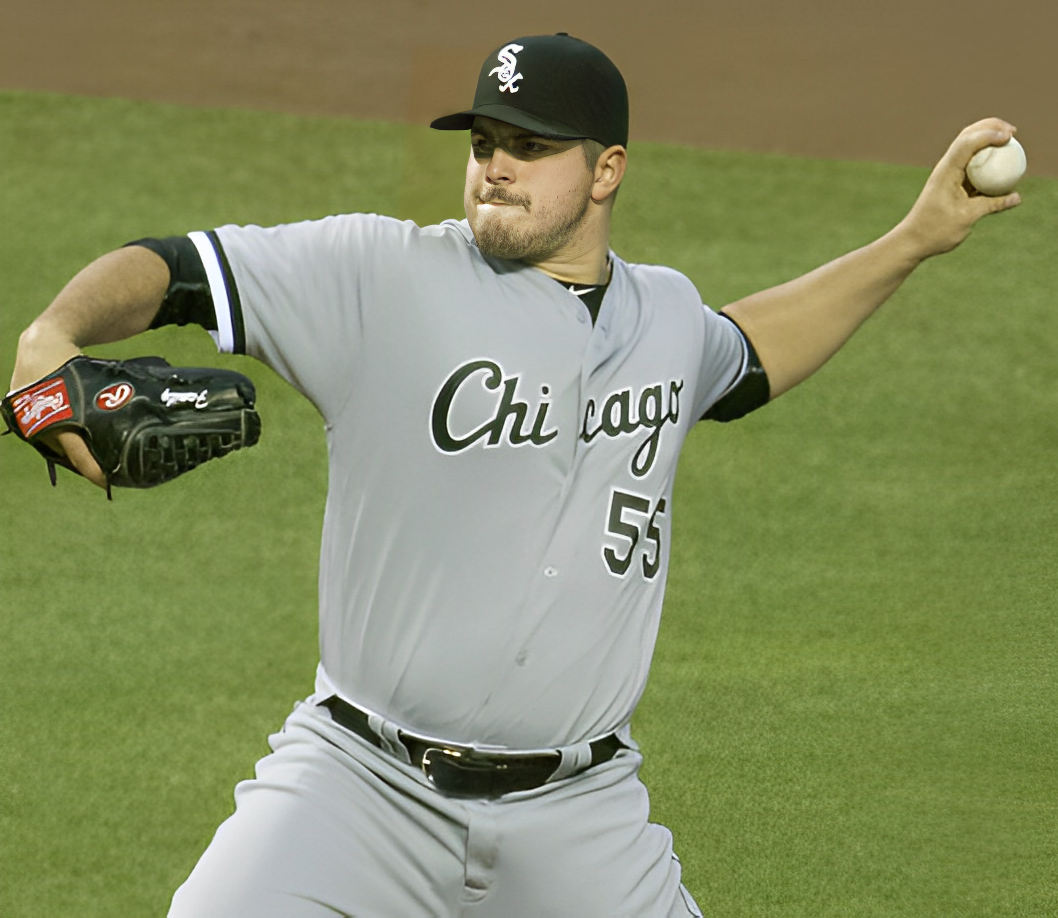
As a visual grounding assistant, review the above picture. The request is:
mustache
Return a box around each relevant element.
[478,187,531,210]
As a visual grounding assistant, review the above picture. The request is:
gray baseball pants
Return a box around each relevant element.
[168,699,703,917]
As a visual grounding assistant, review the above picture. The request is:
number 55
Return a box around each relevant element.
[602,489,667,580]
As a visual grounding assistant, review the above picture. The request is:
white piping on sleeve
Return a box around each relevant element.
[188,231,234,353]
[713,316,751,402]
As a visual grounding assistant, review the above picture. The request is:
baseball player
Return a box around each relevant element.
[9,33,1020,918]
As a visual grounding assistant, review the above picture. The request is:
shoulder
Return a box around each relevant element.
[609,256,738,353]
[610,255,703,309]
[212,214,483,275]
[215,212,466,248]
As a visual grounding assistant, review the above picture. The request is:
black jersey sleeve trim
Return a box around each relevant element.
[126,236,218,332]
[125,233,245,354]
[702,314,771,422]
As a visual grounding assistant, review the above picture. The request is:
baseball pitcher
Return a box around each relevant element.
[7,33,1020,918]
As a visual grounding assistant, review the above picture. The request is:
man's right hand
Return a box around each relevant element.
[49,430,108,488]
[8,245,171,490]
[9,352,108,489]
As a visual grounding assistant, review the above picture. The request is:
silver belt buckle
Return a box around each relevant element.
[421,745,512,795]
[421,746,482,778]
[420,746,455,783]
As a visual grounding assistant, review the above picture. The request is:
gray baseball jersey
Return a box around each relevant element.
[190,214,746,751]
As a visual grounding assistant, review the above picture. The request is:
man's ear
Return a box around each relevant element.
[592,145,627,203]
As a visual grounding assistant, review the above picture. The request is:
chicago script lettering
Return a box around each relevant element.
[432,359,558,453]
[581,380,682,477]
[431,359,683,475]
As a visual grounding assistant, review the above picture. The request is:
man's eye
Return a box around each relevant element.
[523,142,547,153]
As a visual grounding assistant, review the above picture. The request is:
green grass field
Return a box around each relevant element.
[1,92,1055,916]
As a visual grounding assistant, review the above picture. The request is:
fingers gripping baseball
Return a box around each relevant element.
[901,118,1021,259]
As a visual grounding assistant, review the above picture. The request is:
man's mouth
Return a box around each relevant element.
[479,190,530,210]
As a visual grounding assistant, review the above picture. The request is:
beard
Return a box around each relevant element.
[466,184,594,262]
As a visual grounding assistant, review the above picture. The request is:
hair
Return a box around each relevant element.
[581,139,607,170]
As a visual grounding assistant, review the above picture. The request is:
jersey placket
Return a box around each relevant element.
[506,276,629,640]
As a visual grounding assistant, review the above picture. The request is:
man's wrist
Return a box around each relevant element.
[10,324,81,393]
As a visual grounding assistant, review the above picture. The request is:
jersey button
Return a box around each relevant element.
[543,566,558,578]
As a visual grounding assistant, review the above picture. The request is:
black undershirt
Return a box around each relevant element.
[555,278,608,323]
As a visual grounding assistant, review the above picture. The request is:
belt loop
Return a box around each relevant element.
[549,743,593,781]
[369,713,411,765]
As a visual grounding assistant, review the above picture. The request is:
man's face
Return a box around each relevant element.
[464,117,596,262]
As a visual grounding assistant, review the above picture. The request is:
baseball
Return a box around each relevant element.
[966,137,1026,196]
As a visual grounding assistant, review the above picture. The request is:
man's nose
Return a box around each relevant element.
[485,147,516,184]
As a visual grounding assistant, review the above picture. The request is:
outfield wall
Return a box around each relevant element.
[1,0,1054,175]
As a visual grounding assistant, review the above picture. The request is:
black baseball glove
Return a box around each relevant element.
[1,355,261,498]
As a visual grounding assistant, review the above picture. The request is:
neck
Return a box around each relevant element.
[529,201,613,285]
[531,244,611,285]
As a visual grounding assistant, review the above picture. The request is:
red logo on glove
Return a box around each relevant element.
[95,382,135,411]
[12,378,73,437]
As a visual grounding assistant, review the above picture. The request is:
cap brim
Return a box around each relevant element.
[430,103,584,141]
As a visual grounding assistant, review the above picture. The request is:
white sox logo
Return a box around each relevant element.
[431,359,683,478]
[489,43,524,93]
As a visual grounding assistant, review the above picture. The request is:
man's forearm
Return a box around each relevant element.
[721,224,924,399]
[11,246,169,391]
[720,118,1021,401]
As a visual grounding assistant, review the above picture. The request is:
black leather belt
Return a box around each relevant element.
[319,695,623,798]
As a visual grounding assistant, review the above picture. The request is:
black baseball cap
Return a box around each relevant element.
[430,33,628,148]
